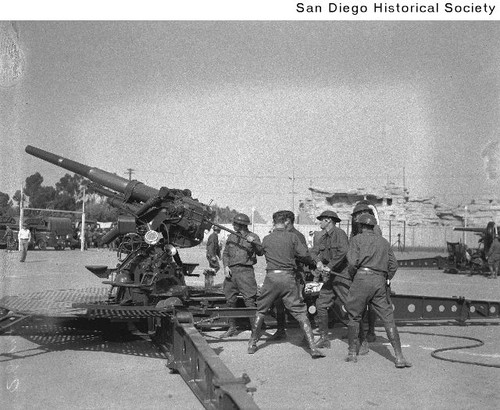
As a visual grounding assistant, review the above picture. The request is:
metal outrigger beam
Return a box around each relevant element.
[153,310,259,410]
[390,293,500,324]
[0,311,31,334]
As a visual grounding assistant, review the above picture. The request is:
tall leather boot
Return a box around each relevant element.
[268,302,287,341]
[366,307,377,342]
[345,323,359,362]
[315,312,331,349]
[248,313,265,354]
[299,318,325,359]
[358,324,369,356]
[220,318,238,339]
[385,325,412,368]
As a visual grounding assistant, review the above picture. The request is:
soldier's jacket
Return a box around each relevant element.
[223,232,261,267]
[310,225,349,279]
[206,232,221,259]
[487,238,500,262]
[347,231,398,280]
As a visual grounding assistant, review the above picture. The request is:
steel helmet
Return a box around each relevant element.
[352,202,373,216]
[357,214,377,226]
[316,210,341,222]
[233,213,251,225]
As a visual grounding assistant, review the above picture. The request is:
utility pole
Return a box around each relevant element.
[81,187,86,251]
[126,168,135,181]
[19,183,23,251]
[289,170,297,214]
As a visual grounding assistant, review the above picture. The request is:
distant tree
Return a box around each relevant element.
[24,172,44,199]
[52,173,86,211]
[0,191,13,215]
[56,173,85,198]
[85,202,120,222]
[12,190,23,207]
[52,192,77,211]
[30,186,57,208]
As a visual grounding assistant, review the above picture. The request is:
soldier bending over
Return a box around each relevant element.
[247,210,325,359]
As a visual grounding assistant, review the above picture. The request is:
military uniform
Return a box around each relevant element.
[206,229,221,273]
[222,231,260,309]
[345,214,411,367]
[486,236,500,279]
[271,225,309,339]
[3,226,14,251]
[311,220,350,347]
[350,200,384,344]
[248,222,324,359]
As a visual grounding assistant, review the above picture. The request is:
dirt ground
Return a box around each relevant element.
[1,247,499,410]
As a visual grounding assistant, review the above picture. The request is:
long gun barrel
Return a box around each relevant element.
[26,145,215,248]
[25,145,158,203]
[453,227,486,233]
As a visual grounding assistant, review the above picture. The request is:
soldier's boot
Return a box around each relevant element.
[358,326,370,356]
[366,308,377,342]
[268,308,287,341]
[220,318,238,339]
[315,313,331,349]
[385,325,412,368]
[247,313,265,354]
[345,323,359,363]
[299,318,325,359]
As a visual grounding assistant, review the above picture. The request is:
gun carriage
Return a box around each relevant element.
[1,146,499,409]
[398,222,496,276]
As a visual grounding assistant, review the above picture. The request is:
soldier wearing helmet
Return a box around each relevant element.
[344,213,411,368]
[350,200,382,346]
[351,200,382,237]
[310,209,350,349]
[246,210,324,359]
[267,210,309,342]
[220,213,262,338]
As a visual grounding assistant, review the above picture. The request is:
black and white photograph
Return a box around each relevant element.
[1,3,499,409]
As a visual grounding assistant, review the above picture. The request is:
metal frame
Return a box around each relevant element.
[2,288,499,410]
[154,311,259,410]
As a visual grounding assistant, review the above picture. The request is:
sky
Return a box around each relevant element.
[1,18,500,222]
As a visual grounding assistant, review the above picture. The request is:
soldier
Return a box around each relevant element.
[247,210,325,358]
[351,201,382,343]
[269,210,308,341]
[486,234,500,279]
[206,226,222,273]
[310,210,353,350]
[18,223,31,262]
[220,213,261,338]
[3,226,14,252]
[345,214,411,368]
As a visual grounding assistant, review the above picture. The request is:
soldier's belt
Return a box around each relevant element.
[358,267,387,276]
[266,269,294,274]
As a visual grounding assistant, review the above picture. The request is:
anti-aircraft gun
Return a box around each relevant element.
[8,146,262,409]
[25,145,223,306]
[447,221,497,275]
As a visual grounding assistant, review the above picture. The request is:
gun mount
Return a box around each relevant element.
[25,145,220,303]
[397,222,498,276]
